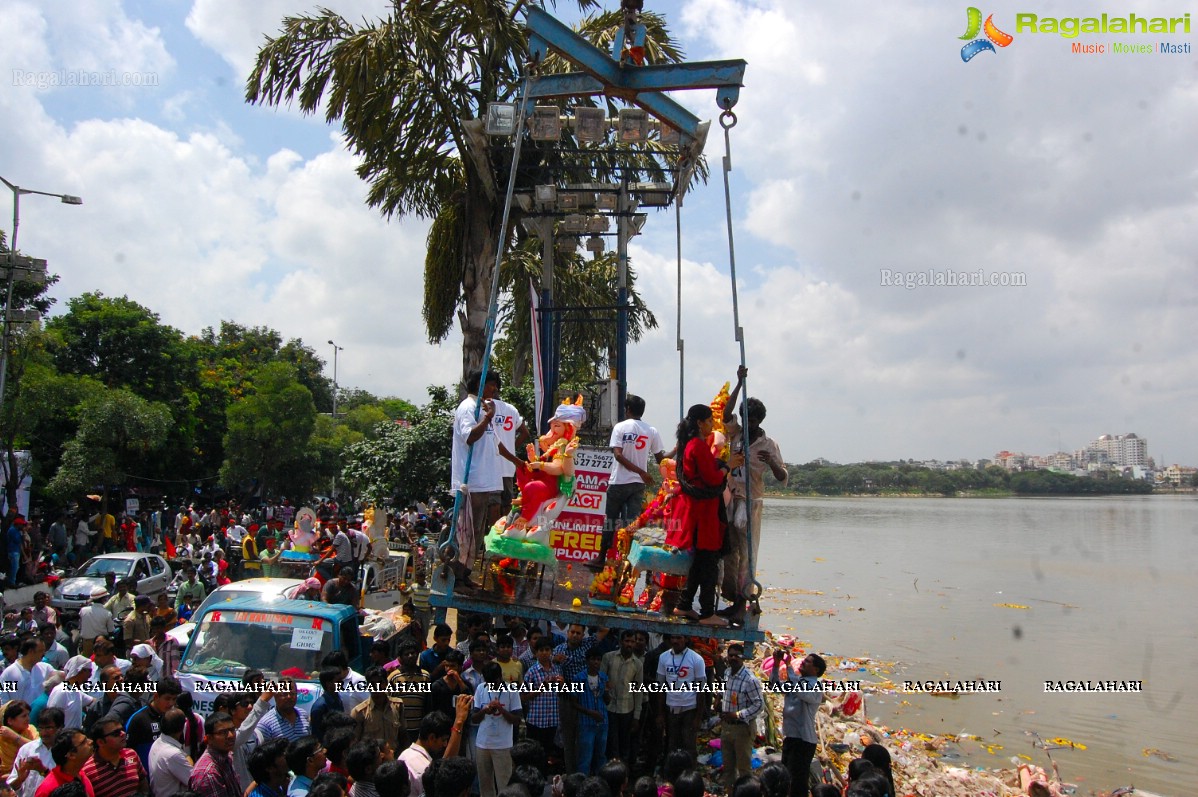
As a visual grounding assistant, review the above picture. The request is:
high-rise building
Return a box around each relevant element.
[1085,433,1148,467]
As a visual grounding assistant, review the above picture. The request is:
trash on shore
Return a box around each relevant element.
[746,631,1072,797]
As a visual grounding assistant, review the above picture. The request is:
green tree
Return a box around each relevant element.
[9,361,104,497]
[246,1,683,381]
[44,292,208,485]
[307,414,365,496]
[341,385,456,504]
[220,363,318,499]
[46,388,172,514]
[46,293,194,404]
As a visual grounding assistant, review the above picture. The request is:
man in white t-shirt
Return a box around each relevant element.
[488,376,528,517]
[225,522,246,546]
[598,394,665,567]
[451,369,505,588]
[655,634,706,762]
[470,662,521,797]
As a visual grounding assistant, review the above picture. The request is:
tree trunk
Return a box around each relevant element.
[459,195,500,391]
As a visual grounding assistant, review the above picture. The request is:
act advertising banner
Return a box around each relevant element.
[550,446,614,563]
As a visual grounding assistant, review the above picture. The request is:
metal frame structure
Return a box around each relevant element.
[523,4,746,426]
[431,4,760,641]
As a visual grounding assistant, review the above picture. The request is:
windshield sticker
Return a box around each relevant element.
[290,627,324,650]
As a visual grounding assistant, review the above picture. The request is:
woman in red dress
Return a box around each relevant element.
[670,403,744,622]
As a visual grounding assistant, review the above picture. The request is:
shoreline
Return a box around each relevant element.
[747,630,1167,797]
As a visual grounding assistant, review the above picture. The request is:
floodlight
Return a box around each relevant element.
[573,107,607,143]
[534,184,557,206]
[558,193,580,211]
[617,108,649,143]
[629,214,648,235]
[485,102,518,136]
[586,215,609,234]
[561,214,587,233]
[529,106,562,140]
[659,123,681,146]
[596,193,618,211]
[6,309,41,324]
[60,195,83,205]
[585,235,605,255]
[555,235,580,252]
[632,181,673,207]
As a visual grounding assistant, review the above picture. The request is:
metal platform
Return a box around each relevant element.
[428,563,764,643]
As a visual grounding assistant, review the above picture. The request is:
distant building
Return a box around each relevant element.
[1048,452,1075,470]
[1161,464,1197,486]
[1085,433,1148,468]
[993,451,1027,471]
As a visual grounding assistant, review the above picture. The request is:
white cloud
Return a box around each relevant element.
[185,0,393,78]
[5,0,173,91]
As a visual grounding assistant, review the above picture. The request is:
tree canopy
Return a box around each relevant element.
[246,0,677,384]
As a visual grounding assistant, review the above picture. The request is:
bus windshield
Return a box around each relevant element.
[178,611,334,680]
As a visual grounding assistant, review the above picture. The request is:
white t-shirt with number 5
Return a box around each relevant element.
[608,418,664,485]
[656,647,706,709]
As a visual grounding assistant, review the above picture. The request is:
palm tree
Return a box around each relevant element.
[246,0,684,382]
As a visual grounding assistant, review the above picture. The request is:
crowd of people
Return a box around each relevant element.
[0,574,896,797]
[0,362,915,797]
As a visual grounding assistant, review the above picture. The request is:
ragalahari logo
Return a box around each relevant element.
[960,7,1014,61]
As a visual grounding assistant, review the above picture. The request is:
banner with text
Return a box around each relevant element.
[550,446,614,562]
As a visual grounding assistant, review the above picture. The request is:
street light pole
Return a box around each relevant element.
[327,340,344,418]
[0,175,82,407]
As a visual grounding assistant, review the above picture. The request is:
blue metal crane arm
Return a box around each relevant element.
[525,6,746,127]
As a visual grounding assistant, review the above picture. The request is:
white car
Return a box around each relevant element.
[52,553,172,613]
[166,577,305,646]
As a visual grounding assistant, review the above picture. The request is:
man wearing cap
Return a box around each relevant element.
[259,536,282,578]
[6,515,27,588]
[78,588,115,657]
[241,525,261,576]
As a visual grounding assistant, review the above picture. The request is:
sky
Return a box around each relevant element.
[1,0,1196,466]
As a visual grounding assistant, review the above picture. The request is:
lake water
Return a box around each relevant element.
[754,495,1197,796]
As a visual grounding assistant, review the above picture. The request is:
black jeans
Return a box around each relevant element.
[601,482,646,558]
[606,710,635,763]
[782,737,817,797]
[679,549,720,617]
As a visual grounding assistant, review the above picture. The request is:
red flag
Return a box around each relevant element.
[164,535,177,558]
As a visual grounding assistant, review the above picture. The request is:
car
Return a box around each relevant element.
[51,552,173,614]
[165,577,306,647]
